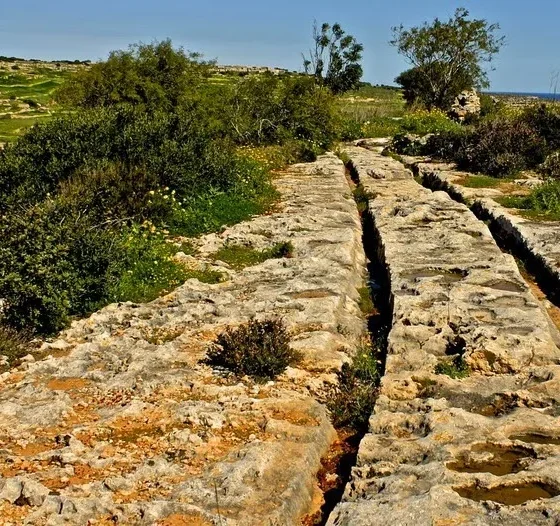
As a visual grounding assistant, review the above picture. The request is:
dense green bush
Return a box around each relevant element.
[478,93,505,119]
[524,181,560,215]
[55,40,212,111]
[455,118,547,177]
[0,201,117,333]
[226,74,338,149]
[0,40,341,337]
[205,318,300,381]
[0,196,198,334]
[521,104,560,151]
[539,151,560,179]
[423,129,469,159]
[0,106,259,210]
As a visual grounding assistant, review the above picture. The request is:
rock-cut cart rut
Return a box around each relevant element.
[1,145,560,525]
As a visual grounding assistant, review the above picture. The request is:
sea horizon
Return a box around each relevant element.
[486,91,559,101]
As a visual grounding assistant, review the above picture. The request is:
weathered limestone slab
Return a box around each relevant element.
[328,146,560,526]
[418,163,560,300]
[0,154,367,525]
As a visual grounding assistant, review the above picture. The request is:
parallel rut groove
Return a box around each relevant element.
[326,145,560,526]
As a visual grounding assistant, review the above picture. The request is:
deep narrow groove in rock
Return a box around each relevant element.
[328,145,560,524]
[418,168,560,310]
[310,160,393,526]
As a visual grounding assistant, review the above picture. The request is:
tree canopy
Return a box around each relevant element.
[303,22,363,94]
[391,8,504,109]
[55,40,213,111]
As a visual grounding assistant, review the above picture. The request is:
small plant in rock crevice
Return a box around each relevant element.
[327,342,379,430]
[352,185,375,215]
[205,318,301,382]
[357,286,377,316]
[435,355,470,379]
[0,327,30,370]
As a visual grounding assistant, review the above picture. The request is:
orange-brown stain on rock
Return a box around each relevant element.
[46,377,89,391]
[13,440,57,457]
[42,463,108,491]
[157,514,214,526]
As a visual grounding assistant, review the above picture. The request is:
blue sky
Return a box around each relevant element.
[1,0,558,93]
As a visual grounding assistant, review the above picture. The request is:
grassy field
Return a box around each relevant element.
[338,84,408,137]
[339,84,406,119]
[0,63,75,143]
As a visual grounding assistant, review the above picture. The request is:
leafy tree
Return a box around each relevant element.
[55,39,213,111]
[396,63,473,109]
[391,8,504,109]
[303,22,363,94]
[226,74,338,147]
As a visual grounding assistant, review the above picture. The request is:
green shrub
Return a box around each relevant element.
[327,342,379,430]
[455,118,547,177]
[478,93,505,119]
[0,201,119,333]
[0,106,265,211]
[521,104,560,151]
[55,39,212,111]
[0,327,30,368]
[226,74,338,149]
[538,151,560,179]
[422,129,468,159]
[524,181,560,215]
[205,318,300,381]
[0,200,194,334]
[390,133,427,156]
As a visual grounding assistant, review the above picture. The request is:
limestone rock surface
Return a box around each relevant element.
[328,146,560,526]
[0,154,367,525]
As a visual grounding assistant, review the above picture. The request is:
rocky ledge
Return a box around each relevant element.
[0,154,367,525]
[418,163,560,303]
[329,145,560,526]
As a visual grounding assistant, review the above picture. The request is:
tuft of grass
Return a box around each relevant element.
[335,149,350,165]
[352,185,375,214]
[205,318,300,382]
[381,149,404,162]
[213,241,293,270]
[434,355,470,379]
[456,175,516,188]
[327,341,379,430]
[357,286,376,316]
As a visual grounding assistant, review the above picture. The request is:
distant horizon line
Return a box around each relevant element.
[0,55,555,96]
